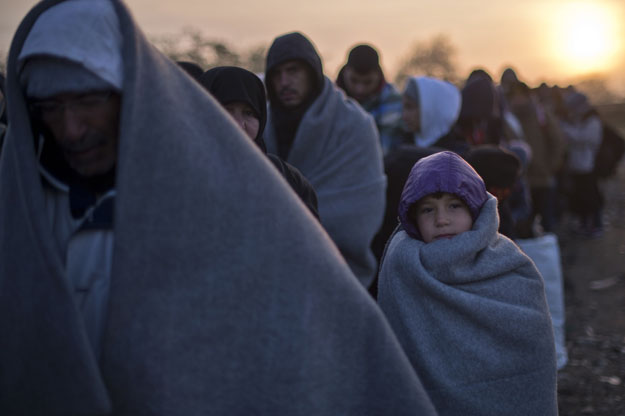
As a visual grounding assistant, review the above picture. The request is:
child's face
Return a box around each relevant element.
[413,192,473,243]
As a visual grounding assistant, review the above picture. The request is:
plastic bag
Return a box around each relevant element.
[516,233,568,370]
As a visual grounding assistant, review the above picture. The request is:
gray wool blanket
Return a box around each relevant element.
[379,195,558,416]
[0,1,437,415]
[265,77,386,288]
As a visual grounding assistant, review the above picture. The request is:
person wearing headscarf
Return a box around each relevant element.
[402,76,467,155]
[200,66,319,218]
[263,31,386,289]
[456,76,506,146]
[378,151,557,416]
[336,44,406,154]
[0,1,438,414]
[505,81,565,235]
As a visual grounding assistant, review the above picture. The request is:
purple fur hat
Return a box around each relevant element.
[398,151,488,240]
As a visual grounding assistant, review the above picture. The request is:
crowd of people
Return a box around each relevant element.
[1,0,623,414]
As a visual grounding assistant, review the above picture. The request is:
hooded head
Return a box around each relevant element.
[398,151,488,240]
[466,68,493,83]
[17,0,123,98]
[402,76,461,147]
[458,77,497,122]
[264,32,323,108]
[16,0,123,181]
[200,66,267,149]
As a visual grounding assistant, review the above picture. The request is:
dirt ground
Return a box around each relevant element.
[555,149,625,414]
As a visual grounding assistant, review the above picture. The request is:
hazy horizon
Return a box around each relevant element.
[2,0,624,94]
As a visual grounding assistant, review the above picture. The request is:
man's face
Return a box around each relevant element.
[343,67,381,103]
[33,90,121,178]
[269,60,313,109]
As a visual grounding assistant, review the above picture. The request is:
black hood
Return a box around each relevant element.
[459,77,496,121]
[264,32,324,159]
[200,66,267,150]
[264,32,323,104]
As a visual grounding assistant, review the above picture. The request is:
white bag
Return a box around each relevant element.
[516,233,568,370]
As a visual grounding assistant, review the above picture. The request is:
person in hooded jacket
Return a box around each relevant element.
[505,81,565,236]
[200,66,319,219]
[0,1,439,415]
[558,90,604,237]
[263,31,386,289]
[377,150,557,416]
[456,75,504,146]
[336,43,406,154]
[401,76,468,155]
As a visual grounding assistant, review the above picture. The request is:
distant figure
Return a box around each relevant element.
[0,1,437,414]
[500,66,520,95]
[456,76,505,146]
[559,91,604,237]
[402,76,466,154]
[336,44,406,154]
[465,145,522,238]
[200,66,319,218]
[378,151,558,416]
[466,67,493,83]
[505,81,565,235]
[263,31,386,288]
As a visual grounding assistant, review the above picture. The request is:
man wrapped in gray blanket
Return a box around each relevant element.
[263,31,386,289]
[0,0,438,414]
[378,151,558,416]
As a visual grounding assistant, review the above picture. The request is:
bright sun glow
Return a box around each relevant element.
[550,1,622,74]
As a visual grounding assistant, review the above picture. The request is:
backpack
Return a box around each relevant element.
[594,122,625,178]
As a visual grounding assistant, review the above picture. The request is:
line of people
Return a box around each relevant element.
[3,0,623,414]
[0,1,432,414]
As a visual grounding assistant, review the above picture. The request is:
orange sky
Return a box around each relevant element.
[2,0,625,93]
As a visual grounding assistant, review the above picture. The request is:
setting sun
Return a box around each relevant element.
[550,1,622,75]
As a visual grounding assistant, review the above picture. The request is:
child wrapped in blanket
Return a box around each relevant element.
[378,151,557,416]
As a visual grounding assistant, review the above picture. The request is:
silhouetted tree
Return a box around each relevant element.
[394,34,460,88]
[152,28,266,74]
